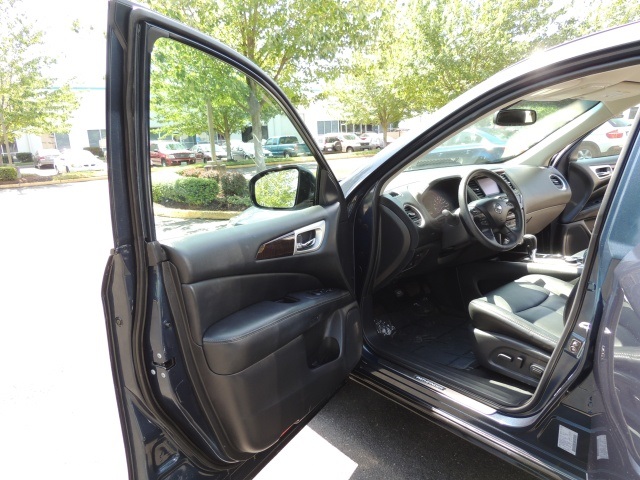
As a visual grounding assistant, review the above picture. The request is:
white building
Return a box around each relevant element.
[16,87,106,154]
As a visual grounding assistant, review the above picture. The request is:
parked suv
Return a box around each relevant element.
[263,136,311,157]
[150,140,195,166]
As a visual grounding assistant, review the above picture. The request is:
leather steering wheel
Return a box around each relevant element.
[458,169,524,251]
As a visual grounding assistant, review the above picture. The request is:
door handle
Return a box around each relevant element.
[297,237,316,251]
[294,221,325,255]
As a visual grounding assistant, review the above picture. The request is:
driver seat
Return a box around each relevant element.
[468,274,577,386]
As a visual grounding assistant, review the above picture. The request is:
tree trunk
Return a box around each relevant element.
[206,98,217,163]
[223,113,232,161]
[247,79,266,171]
[382,122,389,147]
[0,113,14,166]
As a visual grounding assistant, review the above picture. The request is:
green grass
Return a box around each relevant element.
[55,170,106,181]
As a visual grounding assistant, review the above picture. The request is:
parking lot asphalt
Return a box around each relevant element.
[1,180,534,479]
[257,380,535,480]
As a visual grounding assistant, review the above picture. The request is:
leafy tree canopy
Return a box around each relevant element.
[0,0,78,164]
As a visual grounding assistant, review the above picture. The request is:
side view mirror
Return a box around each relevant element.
[250,166,316,210]
[494,109,537,126]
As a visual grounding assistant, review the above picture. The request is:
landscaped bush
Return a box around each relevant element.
[152,182,179,203]
[0,166,18,181]
[178,167,203,178]
[152,178,220,207]
[84,147,104,158]
[198,169,219,180]
[174,177,219,206]
[220,172,248,197]
[225,195,252,208]
[16,152,33,163]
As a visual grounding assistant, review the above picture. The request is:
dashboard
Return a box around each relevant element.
[373,164,572,288]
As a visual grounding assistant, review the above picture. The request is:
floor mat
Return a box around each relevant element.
[374,297,478,370]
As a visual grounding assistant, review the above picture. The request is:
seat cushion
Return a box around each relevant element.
[469,274,575,353]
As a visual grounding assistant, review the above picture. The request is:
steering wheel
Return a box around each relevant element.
[458,169,524,251]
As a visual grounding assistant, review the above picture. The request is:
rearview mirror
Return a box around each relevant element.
[494,109,537,126]
[250,166,316,210]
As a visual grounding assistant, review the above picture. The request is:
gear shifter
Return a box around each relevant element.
[522,234,537,261]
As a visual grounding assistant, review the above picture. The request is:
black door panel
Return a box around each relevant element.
[158,203,360,459]
[163,205,345,283]
[556,155,618,254]
[180,273,323,344]
[196,297,360,455]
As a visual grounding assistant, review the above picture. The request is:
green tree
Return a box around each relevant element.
[411,0,567,111]
[0,0,78,165]
[330,5,419,144]
[150,40,249,160]
[147,0,376,170]
[574,0,640,35]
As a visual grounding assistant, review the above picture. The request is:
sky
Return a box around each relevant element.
[22,0,109,87]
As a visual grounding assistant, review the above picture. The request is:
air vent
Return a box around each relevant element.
[549,174,567,190]
[388,191,399,197]
[403,205,423,226]
[468,179,485,198]
[499,173,515,190]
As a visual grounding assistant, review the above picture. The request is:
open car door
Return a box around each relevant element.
[102,1,361,477]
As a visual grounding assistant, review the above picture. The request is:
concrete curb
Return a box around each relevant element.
[153,203,241,220]
[0,174,108,189]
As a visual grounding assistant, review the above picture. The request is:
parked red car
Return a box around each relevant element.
[150,140,195,166]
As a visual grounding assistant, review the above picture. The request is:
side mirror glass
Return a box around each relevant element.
[250,166,315,210]
[494,109,537,126]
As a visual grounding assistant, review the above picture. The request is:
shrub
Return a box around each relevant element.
[16,152,33,163]
[174,177,219,206]
[220,172,248,197]
[152,182,179,203]
[225,195,252,209]
[178,167,202,178]
[0,166,18,181]
[198,170,219,180]
[84,147,104,158]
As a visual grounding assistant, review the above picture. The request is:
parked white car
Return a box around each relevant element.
[34,148,61,169]
[317,133,368,153]
[54,150,106,173]
[230,142,273,161]
[577,117,633,159]
[359,132,385,149]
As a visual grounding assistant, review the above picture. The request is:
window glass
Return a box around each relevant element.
[149,38,317,242]
[403,99,598,172]
[576,117,634,160]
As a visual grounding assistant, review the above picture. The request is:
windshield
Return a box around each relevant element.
[405,99,598,171]
[163,142,187,150]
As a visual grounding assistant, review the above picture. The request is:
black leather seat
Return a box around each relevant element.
[468,274,576,386]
